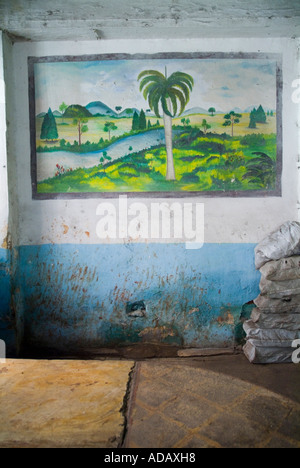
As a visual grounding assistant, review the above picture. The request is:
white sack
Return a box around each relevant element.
[259,277,300,298]
[244,337,295,348]
[251,309,300,330]
[243,320,300,341]
[255,221,300,270]
[243,341,293,363]
[260,256,300,282]
[254,294,300,313]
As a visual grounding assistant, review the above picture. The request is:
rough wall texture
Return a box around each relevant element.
[0,0,299,41]
[0,249,10,321]
[0,33,15,355]
[2,36,299,356]
[0,248,14,354]
[15,243,259,355]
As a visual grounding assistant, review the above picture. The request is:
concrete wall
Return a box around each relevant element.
[1,0,300,41]
[0,32,14,354]
[297,38,300,219]
[5,37,299,355]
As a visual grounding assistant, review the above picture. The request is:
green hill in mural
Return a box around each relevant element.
[63,105,93,118]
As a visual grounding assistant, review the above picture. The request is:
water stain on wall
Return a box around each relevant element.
[11,243,260,356]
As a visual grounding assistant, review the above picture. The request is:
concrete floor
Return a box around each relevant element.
[0,354,299,448]
[0,359,134,448]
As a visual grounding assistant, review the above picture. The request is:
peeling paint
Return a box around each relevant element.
[10,243,260,355]
[1,236,8,250]
[62,224,69,235]
[217,311,235,325]
[138,326,179,343]
[93,29,103,40]
[0,247,15,354]
[1,228,11,250]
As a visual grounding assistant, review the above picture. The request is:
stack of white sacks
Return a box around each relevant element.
[243,221,300,363]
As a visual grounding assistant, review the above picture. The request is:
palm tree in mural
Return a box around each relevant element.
[138,68,194,180]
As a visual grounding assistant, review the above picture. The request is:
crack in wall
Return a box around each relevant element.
[119,362,138,448]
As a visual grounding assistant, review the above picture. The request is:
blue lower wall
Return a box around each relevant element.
[0,248,15,355]
[14,242,260,354]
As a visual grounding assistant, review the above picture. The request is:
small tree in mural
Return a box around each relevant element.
[223,111,242,137]
[100,151,112,172]
[59,102,68,123]
[181,117,191,127]
[208,107,216,116]
[73,118,88,146]
[138,67,194,180]
[104,121,118,141]
[139,109,147,130]
[248,109,257,129]
[255,105,267,124]
[132,111,140,131]
[40,108,59,141]
[248,105,267,128]
[201,118,211,134]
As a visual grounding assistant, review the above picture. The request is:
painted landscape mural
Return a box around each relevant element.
[30,54,281,197]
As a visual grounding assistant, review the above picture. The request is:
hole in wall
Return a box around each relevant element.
[126,301,146,318]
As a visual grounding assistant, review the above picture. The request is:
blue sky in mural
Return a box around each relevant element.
[34,57,277,115]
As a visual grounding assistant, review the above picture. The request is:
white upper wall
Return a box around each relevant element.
[6,37,299,246]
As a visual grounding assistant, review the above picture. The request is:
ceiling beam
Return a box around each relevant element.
[0,0,299,42]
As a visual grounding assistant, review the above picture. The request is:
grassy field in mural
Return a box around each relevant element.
[37,115,277,193]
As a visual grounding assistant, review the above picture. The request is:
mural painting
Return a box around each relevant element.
[29,53,282,198]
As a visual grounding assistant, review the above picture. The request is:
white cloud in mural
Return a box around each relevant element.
[34,57,278,115]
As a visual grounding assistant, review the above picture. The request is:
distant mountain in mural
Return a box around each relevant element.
[244,105,275,113]
[182,106,210,116]
[86,101,141,118]
[38,101,273,120]
[118,107,141,118]
[53,110,62,117]
[86,101,117,117]
[36,101,143,119]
